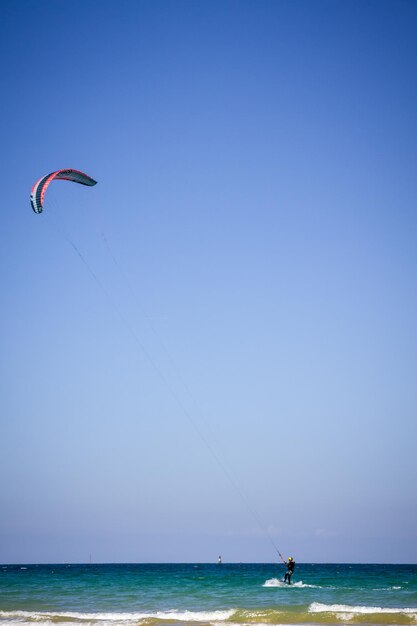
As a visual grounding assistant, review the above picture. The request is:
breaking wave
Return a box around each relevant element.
[309,602,417,617]
[0,609,237,625]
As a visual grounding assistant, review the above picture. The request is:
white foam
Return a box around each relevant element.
[309,602,417,616]
[371,585,403,591]
[0,609,237,623]
[263,578,318,588]
[211,622,290,626]
[208,622,290,626]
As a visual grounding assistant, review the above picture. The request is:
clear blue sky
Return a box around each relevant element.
[1,0,416,564]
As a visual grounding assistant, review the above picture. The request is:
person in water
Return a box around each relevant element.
[284,556,295,584]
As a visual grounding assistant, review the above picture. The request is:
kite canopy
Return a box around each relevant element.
[30,169,97,213]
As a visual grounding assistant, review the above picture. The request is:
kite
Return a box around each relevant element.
[30,169,97,214]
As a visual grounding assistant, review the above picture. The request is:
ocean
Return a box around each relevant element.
[1,563,416,626]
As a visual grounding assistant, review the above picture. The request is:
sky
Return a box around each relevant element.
[1,0,416,564]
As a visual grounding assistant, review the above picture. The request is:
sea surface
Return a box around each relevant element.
[1,563,416,626]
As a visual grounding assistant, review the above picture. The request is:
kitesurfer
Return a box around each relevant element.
[284,556,295,584]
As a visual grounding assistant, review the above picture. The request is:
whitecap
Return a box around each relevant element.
[0,609,237,623]
[372,585,403,591]
[309,602,417,617]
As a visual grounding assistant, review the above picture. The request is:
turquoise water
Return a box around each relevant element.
[1,563,417,625]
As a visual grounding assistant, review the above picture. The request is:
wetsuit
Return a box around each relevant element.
[284,560,295,584]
